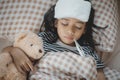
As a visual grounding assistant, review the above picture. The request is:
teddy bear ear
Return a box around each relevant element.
[14,32,28,43]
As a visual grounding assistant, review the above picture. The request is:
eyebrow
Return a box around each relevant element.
[61,18,84,24]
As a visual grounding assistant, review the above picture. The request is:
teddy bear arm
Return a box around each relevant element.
[0,52,13,79]
[3,63,27,80]
[2,46,13,53]
[0,51,27,80]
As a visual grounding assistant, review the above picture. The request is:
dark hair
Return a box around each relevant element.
[40,4,95,49]
[78,7,95,49]
[40,5,57,33]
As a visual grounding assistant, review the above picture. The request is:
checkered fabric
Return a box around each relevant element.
[91,0,119,52]
[29,52,97,80]
[29,52,120,80]
[0,0,57,41]
[104,67,120,80]
[0,0,119,52]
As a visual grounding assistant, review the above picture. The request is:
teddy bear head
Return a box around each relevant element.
[13,32,44,60]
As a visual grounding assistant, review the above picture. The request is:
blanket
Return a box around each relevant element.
[29,52,120,80]
[29,52,97,80]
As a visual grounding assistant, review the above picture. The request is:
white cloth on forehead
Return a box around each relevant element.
[54,0,91,22]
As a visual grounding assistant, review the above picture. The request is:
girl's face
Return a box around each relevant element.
[56,18,86,46]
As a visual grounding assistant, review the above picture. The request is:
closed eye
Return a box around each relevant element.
[75,26,82,30]
[61,22,68,26]
[60,20,69,26]
[75,24,83,30]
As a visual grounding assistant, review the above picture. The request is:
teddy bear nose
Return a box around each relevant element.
[39,49,42,53]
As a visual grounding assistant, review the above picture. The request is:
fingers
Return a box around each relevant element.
[24,56,34,71]
[17,65,25,74]
[21,63,30,72]
[26,60,34,71]
[21,60,33,72]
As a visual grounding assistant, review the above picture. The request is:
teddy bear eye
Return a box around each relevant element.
[30,44,33,46]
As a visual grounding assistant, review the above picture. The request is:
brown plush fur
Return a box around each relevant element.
[0,47,26,80]
[0,32,44,80]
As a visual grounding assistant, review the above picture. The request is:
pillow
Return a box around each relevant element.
[0,0,57,41]
[103,26,120,72]
[91,0,119,52]
[0,37,12,52]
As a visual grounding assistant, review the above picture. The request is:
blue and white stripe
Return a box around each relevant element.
[38,31,104,68]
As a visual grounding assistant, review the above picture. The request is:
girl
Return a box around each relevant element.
[5,0,106,80]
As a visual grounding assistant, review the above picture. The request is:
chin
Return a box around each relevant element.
[62,40,74,46]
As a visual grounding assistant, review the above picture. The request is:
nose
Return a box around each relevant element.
[67,27,74,35]
[39,49,42,53]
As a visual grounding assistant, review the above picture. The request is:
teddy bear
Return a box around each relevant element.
[0,32,44,80]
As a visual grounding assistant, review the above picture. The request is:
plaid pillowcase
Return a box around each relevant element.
[0,0,57,41]
[91,0,119,52]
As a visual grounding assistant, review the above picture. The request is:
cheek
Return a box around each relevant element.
[56,27,61,37]
[57,24,65,34]
[75,30,85,39]
[57,27,65,37]
[75,33,82,39]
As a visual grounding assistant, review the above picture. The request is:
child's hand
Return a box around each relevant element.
[97,68,106,80]
[10,47,34,74]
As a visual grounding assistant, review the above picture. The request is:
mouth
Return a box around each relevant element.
[64,36,74,40]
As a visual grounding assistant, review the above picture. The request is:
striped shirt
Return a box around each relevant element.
[38,31,104,69]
